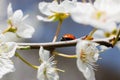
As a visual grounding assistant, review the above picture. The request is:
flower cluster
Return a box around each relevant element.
[71,0,120,32]
[37,0,76,21]
[36,0,120,80]
[7,3,35,38]
[0,2,35,79]
[0,42,17,78]
[76,40,100,80]
[38,47,59,80]
[0,0,120,80]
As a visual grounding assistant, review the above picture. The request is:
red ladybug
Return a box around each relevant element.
[61,34,76,41]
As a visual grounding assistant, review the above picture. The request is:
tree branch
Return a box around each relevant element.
[17,38,113,50]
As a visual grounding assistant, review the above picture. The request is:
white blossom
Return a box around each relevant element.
[76,40,100,80]
[7,3,35,38]
[71,0,120,31]
[0,42,17,79]
[37,0,76,22]
[37,47,59,80]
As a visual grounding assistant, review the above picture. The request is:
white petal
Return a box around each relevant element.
[0,58,15,79]
[37,15,54,22]
[109,12,120,23]
[47,1,60,13]
[0,30,5,42]
[47,68,59,80]
[94,0,120,16]
[7,3,13,18]
[71,3,95,25]
[0,42,17,58]
[37,62,59,80]
[38,2,53,16]
[84,66,95,80]
[48,1,67,13]
[61,0,76,12]
[90,21,116,32]
[93,30,105,39]
[12,10,23,25]
[76,59,87,72]
[94,0,120,22]
[37,63,46,80]
[77,60,96,80]
[22,14,29,21]
[39,46,50,62]
[13,10,23,19]
[77,59,95,80]
[16,24,35,38]
[93,52,99,61]
[83,66,91,79]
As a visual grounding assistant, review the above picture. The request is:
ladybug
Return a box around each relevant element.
[61,34,76,41]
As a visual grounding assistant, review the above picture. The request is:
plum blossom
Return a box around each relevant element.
[37,0,76,22]
[76,40,100,80]
[0,42,17,79]
[71,0,120,31]
[37,46,59,80]
[7,3,35,38]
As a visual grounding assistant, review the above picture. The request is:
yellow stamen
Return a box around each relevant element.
[80,50,87,63]
[92,11,106,20]
[104,32,110,37]
[48,12,69,21]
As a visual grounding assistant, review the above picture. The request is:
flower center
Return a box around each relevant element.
[92,10,106,21]
[7,19,17,33]
[80,50,87,63]
[48,12,69,21]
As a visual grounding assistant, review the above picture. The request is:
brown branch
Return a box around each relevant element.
[17,38,113,50]
[17,39,78,50]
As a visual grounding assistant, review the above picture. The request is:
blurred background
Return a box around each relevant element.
[1,0,120,80]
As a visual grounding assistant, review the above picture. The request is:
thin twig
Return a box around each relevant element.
[15,52,38,69]
[52,20,63,42]
[53,51,77,58]
[88,28,97,37]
